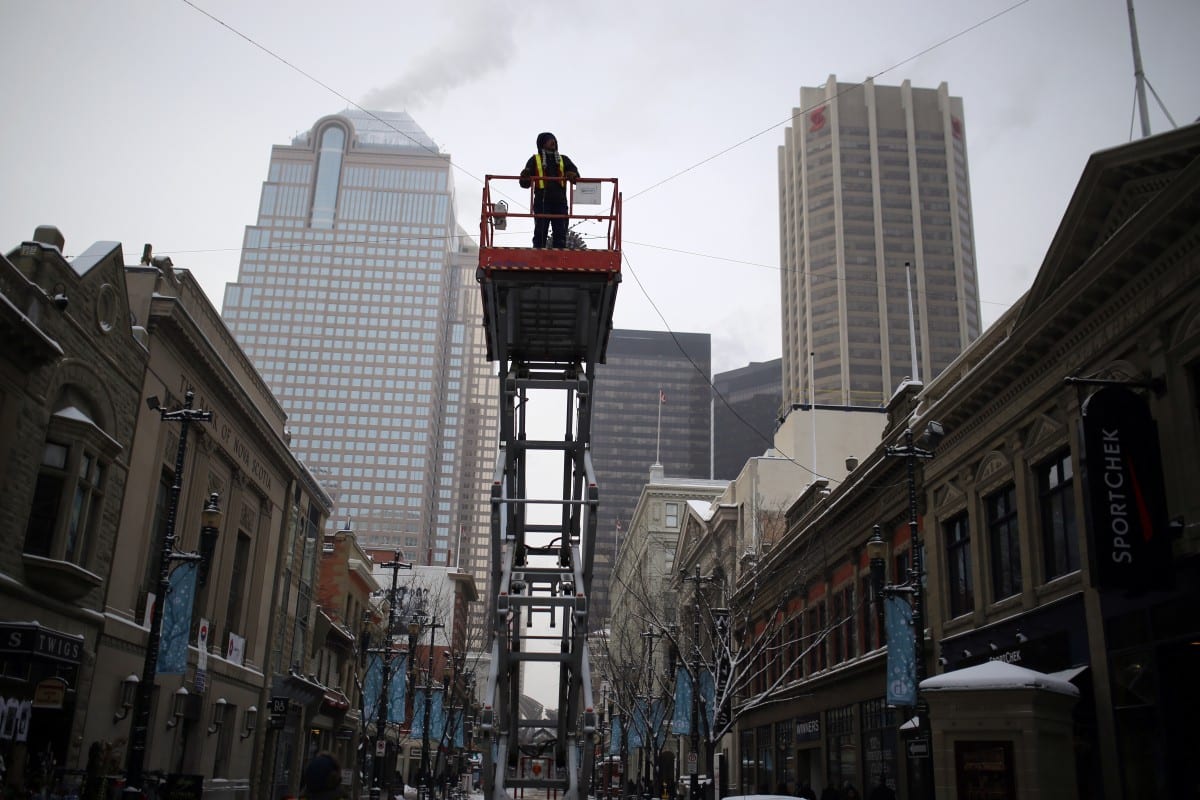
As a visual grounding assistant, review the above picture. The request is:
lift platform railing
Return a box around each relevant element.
[480,175,621,256]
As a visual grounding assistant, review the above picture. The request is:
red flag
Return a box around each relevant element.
[659,388,667,404]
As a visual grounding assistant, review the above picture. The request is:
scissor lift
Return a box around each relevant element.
[477,175,621,800]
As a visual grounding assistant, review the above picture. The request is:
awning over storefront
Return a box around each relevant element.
[273,668,326,708]
[922,661,1080,697]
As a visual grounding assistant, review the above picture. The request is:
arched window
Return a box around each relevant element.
[311,124,346,228]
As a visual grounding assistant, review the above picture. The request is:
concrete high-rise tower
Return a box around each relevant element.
[222,110,497,576]
[778,77,982,410]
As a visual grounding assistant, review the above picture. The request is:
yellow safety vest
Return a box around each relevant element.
[534,153,565,189]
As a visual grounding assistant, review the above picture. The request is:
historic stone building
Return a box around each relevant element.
[1,227,338,798]
[693,123,1200,799]
[0,227,147,792]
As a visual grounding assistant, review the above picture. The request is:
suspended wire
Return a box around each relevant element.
[621,250,834,484]
[179,0,493,194]
[171,0,1033,311]
[153,228,1015,312]
[177,0,1029,485]
[622,248,915,494]
[625,0,1036,202]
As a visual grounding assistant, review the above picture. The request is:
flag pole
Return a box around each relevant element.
[656,387,663,465]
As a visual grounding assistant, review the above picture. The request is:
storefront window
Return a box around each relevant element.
[826,704,856,792]
[861,697,898,792]
[757,724,773,792]
[775,720,795,793]
[739,728,755,794]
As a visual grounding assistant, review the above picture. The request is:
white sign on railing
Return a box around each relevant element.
[573,181,602,205]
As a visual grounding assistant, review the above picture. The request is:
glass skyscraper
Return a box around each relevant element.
[222,110,497,572]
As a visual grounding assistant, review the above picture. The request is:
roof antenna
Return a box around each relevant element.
[1126,0,1178,138]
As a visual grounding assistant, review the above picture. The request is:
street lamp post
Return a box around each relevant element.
[438,650,464,798]
[125,390,215,798]
[708,607,729,800]
[874,421,943,800]
[682,567,712,800]
[617,663,635,798]
[371,552,413,800]
[598,681,609,800]
[417,614,444,800]
[641,628,664,797]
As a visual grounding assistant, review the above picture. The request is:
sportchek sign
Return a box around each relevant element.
[1080,386,1171,592]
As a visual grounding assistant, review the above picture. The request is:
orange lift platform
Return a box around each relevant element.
[477,175,621,800]
[477,175,621,365]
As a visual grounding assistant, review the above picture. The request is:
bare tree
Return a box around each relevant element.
[592,620,677,798]
[608,526,860,799]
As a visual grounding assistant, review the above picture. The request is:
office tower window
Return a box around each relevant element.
[312,124,345,228]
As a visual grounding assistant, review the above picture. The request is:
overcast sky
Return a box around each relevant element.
[3,0,1198,376]
[4,0,1197,713]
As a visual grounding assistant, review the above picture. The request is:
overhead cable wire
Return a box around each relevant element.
[175,0,1031,312]
[625,0,1036,202]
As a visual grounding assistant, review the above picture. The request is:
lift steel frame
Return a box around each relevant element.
[477,175,621,800]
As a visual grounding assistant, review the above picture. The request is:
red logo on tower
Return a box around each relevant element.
[809,106,827,132]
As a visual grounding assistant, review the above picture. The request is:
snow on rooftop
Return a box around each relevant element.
[54,406,95,424]
[69,240,120,277]
[922,660,1080,697]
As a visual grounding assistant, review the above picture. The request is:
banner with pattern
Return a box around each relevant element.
[884,595,917,706]
[158,562,198,674]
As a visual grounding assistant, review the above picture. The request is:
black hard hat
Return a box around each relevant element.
[537,132,557,148]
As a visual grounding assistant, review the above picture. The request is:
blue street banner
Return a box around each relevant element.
[609,714,622,755]
[158,562,198,674]
[412,688,447,739]
[671,666,692,734]
[627,699,646,749]
[884,595,917,706]
[650,698,668,748]
[364,654,407,723]
[363,654,382,721]
[432,690,446,739]
[671,666,715,735]
[412,688,427,737]
[700,669,716,733]
[388,655,407,724]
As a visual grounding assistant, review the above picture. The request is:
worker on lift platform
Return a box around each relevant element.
[519,132,579,249]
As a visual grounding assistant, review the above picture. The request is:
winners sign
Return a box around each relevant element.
[1080,386,1171,592]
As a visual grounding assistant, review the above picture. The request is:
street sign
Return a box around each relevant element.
[687,753,697,773]
[269,696,289,729]
[906,738,930,758]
